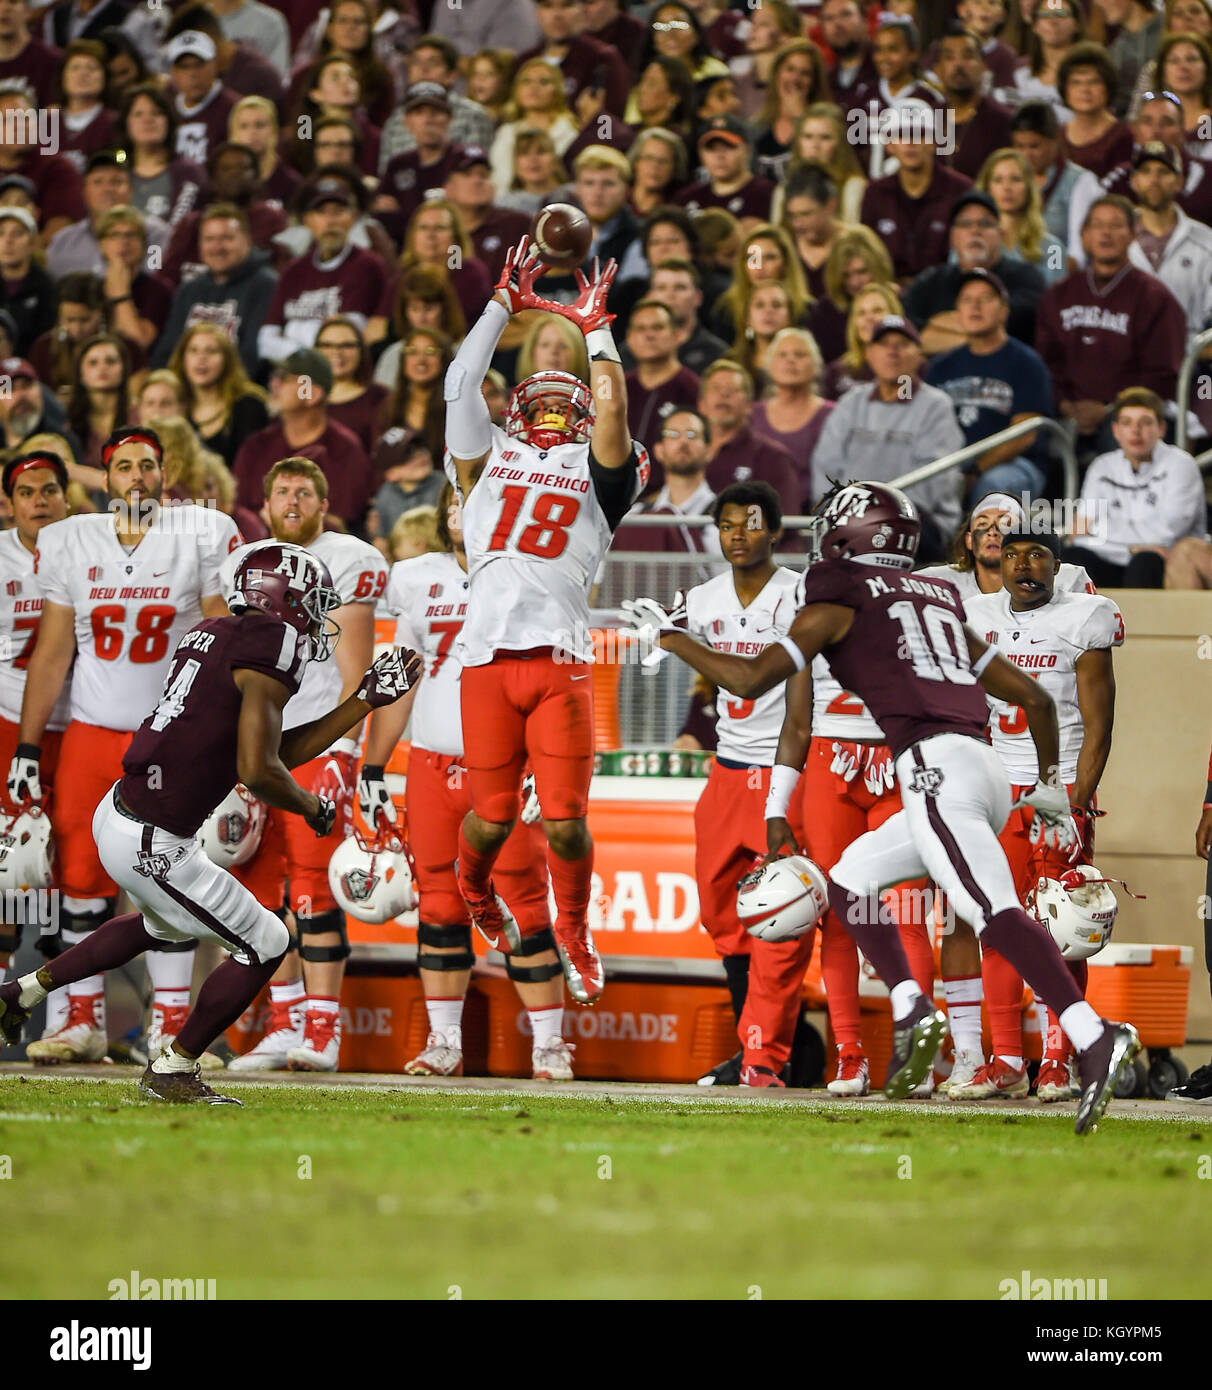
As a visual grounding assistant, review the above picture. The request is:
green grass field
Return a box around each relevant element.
[2,1075,1210,1300]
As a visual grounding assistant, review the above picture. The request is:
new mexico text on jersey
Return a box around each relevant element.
[685,567,800,767]
[965,588,1124,785]
[34,507,239,731]
[446,427,646,666]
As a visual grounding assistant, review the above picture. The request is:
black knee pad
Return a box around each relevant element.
[505,958,563,984]
[417,921,473,950]
[62,903,114,937]
[145,938,196,954]
[419,950,475,972]
[34,931,61,959]
[511,927,556,957]
[298,909,350,963]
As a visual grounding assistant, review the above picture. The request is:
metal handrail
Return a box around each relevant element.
[1175,327,1212,454]
[888,415,1078,501]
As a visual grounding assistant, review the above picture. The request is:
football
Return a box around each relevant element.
[530,201,592,271]
[736,854,830,942]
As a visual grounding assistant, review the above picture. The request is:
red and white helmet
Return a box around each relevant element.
[0,803,53,893]
[196,784,267,868]
[328,826,415,924]
[810,481,921,571]
[506,370,594,450]
[1028,864,1119,960]
[229,541,341,660]
[736,854,829,942]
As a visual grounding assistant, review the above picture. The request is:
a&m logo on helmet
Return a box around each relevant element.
[823,484,877,520]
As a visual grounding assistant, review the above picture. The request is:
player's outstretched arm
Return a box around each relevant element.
[1070,647,1114,811]
[276,648,424,772]
[629,601,849,702]
[765,667,813,859]
[16,601,77,756]
[445,238,547,497]
[965,625,1062,788]
[234,667,332,830]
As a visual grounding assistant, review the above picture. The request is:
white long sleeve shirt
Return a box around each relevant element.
[1077,441,1207,565]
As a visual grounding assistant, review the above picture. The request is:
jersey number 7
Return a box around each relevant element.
[489,486,581,559]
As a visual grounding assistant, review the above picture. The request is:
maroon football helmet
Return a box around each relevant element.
[506,370,594,450]
[810,481,921,570]
[229,542,341,659]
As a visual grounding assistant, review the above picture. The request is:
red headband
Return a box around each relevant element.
[102,431,161,468]
[6,454,66,492]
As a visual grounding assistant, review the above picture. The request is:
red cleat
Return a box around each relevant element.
[455,860,522,952]
[740,1064,785,1088]
[557,930,604,1005]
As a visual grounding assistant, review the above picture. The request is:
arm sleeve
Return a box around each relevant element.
[443,298,510,460]
[589,441,647,529]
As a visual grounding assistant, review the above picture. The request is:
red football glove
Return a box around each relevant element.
[546,257,618,333]
[315,750,356,818]
[494,236,550,314]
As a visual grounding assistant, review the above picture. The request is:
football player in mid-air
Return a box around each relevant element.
[625,481,1139,1135]
[0,544,421,1104]
[441,237,650,1006]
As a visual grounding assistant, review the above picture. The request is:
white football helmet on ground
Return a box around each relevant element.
[0,802,53,892]
[1028,864,1120,960]
[197,785,266,867]
[329,827,415,924]
[737,854,829,942]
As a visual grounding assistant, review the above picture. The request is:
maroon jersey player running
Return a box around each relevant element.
[0,543,421,1105]
[625,482,1140,1135]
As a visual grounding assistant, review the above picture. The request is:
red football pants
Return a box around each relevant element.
[407,746,551,935]
[798,738,935,1052]
[983,782,1095,1059]
[460,650,595,823]
[235,755,351,916]
[54,721,132,900]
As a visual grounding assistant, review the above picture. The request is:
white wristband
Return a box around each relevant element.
[777,636,807,672]
[764,763,800,821]
[586,326,621,363]
[970,645,997,679]
[332,737,360,757]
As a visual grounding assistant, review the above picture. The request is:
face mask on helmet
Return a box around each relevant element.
[506,372,593,450]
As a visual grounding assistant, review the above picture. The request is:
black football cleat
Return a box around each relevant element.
[0,981,30,1046]
[1167,1059,1212,1103]
[884,996,948,1100]
[1075,1022,1140,1135]
[696,1050,742,1086]
[139,1061,243,1106]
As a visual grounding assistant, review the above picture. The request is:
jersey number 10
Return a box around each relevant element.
[488,486,582,559]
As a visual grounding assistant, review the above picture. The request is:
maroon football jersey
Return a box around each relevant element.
[799,558,988,757]
[119,611,307,837]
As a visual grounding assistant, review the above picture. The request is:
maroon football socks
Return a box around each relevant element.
[827,883,916,1000]
[980,908,1084,1016]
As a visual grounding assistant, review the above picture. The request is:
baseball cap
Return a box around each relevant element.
[86,148,128,175]
[452,145,491,174]
[277,347,334,396]
[1132,139,1182,175]
[0,174,35,200]
[949,189,999,225]
[868,314,921,346]
[956,266,1009,302]
[698,114,749,149]
[0,356,37,383]
[403,82,451,114]
[166,31,217,65]
[302,176,356,212]
[0,205,37,235]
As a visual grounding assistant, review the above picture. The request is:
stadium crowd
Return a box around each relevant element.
[1,0,1212,1098]
[0,0,1207,580]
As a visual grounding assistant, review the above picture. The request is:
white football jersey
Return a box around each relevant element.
[914,560,1096,600]
[387,551,469,757]
[965,587,1124,785]
[35,506,239,731]
[685,567,799,766]
[222,530,388,736]
[0,529,71,731]
[811,657,885,741]
[447,427,646,665]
